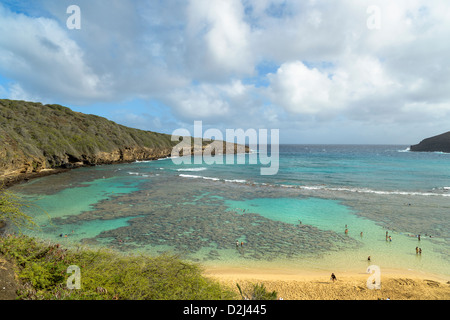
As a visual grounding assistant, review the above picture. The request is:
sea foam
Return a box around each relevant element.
[176,167,207,172]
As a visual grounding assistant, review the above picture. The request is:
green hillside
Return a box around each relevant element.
[0,99,224,185]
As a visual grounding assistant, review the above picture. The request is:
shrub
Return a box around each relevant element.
[0,235,238,300]
[236,282,278,300]
[0,185,37,231]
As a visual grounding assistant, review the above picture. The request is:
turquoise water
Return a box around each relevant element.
[8,145,450,279]
[225,197,368,235]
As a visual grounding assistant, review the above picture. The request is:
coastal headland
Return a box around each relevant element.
[0,99,248,188]
[410,131,450,153]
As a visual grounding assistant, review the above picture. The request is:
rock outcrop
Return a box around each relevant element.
[410,131,450,153]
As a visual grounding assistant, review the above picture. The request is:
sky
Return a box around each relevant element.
[0,0,449,144]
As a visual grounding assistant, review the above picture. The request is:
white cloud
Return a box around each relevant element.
[266,55,403,120]
[1,0,450,143]
[170,87,230,120]
[0,4,106,104]
[268,61,334,116]
[185,0,254,80]
[163,79,257,121]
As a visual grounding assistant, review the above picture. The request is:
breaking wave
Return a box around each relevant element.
[177,173,450,197]
[178,174,245,183]
[176,167,207,172]
[397,147,410,153]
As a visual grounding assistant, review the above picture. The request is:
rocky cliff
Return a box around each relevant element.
[0,99,247,186]
[410,131,450,153]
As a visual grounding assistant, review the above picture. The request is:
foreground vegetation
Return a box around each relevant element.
[0,234,239,300]
[1,168,273,301]
[0,185,37,232]
[0,182,237,300]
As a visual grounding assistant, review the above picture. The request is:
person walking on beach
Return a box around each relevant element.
[330,273,337,282]
[416,247,419,254]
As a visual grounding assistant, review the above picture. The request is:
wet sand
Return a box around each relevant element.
[204,266,450,300]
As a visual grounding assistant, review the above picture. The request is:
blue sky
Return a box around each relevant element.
[1,0,450,144]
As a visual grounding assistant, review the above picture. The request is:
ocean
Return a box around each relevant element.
[8,145,450,279]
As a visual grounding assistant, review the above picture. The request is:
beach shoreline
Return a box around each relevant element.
[204,266,450,300]
[204,264,450,282]
[0,168,71,189]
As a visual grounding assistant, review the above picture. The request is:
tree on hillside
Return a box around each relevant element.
[0,185,36,232]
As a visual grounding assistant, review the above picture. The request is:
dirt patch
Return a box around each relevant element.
[0,255,20,300]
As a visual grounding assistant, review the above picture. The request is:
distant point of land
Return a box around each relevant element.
[410,131,450,153]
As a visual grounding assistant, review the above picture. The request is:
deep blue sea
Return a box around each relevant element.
[9,145,450,279]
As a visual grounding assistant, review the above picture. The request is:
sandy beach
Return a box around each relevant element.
[204,266,450,300]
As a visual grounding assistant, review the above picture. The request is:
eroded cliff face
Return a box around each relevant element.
[0,99,182,184]
[1,141,249,187]
[0,142,46,179]
[0,146,173,186]
[63,146,176,167]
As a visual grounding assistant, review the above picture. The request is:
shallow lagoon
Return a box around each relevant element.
[9,145,450,279]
